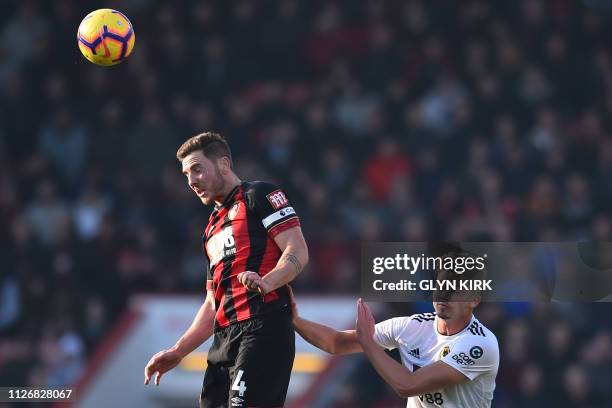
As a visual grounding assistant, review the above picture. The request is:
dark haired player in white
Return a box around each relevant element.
[291,286,499,407]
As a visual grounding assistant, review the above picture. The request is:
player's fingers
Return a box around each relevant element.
[144,362,155,385]
[363,305,374,324]
[237,272,246,285]
[245,282,258,291]
[246,277,260,289]
[241,271,255,284]
[155,371,162,386]
[358,301,368,324]
[287,285,294,300]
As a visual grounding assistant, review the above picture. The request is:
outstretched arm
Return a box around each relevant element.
[356,299,467,397]
[289,287,362,355]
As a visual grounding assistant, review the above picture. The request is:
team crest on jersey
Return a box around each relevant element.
[440,346,450,358]
[228,202,240,220]
[266,190,289,209]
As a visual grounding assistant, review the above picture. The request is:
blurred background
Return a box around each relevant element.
[1,0,612,407]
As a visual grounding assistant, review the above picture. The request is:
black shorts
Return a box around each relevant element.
[199,307,295,408]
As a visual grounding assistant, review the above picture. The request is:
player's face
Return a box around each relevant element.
[181,151,225,205]
[433,300,472,320]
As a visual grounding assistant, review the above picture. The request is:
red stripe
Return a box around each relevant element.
[229,191,251,321]
[209,209,230,328]
[268,217,301,238]
[216,300,229,327]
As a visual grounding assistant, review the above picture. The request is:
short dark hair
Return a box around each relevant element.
[176,132,233,167]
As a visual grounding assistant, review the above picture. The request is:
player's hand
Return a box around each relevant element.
[355,298,376,347]
[144,349,183,386]
[287,285,299,322]
[237,271,273,295]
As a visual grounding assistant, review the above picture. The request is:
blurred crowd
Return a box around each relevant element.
[1,0,612,406]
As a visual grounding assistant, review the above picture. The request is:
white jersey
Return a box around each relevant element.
[374,313,499,408]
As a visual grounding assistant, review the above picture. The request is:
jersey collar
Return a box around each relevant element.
[435,314,476,338]
[214,182,243,211]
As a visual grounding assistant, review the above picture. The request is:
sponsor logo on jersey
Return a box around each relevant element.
[207,226,236,266]
[451,352,476,366]
[470,345,483,359]
[408,348,420,358]
[267,190,289,209]
[440,345,450,358]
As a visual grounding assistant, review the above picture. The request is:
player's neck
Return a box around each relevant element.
[436,314,472,336]
[214,175,242,206]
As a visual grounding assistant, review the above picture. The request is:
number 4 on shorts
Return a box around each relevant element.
[232,370,247,397]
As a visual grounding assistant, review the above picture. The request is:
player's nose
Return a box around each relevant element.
[187,172,199,186]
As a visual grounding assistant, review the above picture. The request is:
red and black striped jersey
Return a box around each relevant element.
[203,181,301,330]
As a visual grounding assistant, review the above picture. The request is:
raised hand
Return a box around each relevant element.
[355,298,376,346]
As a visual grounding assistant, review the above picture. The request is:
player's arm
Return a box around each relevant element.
[144,290,215,385]
[171,289,216,356]
[260,226,308,291]
[356,299,467,397]
[361,347,466,397]
[238,182,308,294]
[238,226,308,294]
[289,287,362,355]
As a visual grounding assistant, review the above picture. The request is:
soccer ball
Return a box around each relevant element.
[77,9,135,66]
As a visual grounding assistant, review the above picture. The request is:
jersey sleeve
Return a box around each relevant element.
[441,334,499,380]
[245,181,301,238]
[374,316,413,350]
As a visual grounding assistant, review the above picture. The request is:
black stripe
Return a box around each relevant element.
[205,212,222,242]
[244,193,268,316]
[467,322,486,337]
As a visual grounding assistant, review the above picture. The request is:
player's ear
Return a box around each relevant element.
[470,296,481,309]
[217,156,231,175]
